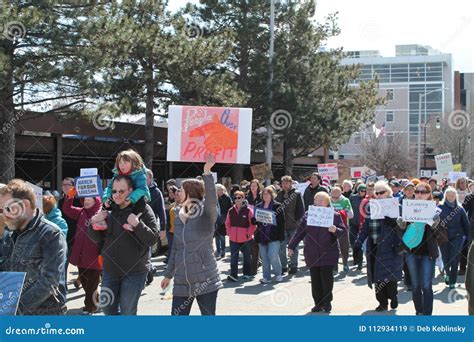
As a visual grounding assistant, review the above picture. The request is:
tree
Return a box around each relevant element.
[77,0,247,168]
[361,132,413,177]
[269,3,385,175]
[0,1,96,183]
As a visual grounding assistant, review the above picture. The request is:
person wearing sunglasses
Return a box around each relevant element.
[396,182,442,315]
[0,179,67,315]
[225,191,256,281]
[354,181,403,312]
[89,175,159,316]
[349,184,367,270]
[437,187,469,289]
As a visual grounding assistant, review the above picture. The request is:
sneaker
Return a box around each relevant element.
[311,306,323,313]
[259,278,271,284]
[275,275,283,282]
[390,297,398,309]
[323,303,332,313]
[289,267,297,275]
[343,264,349,273]
[375,305,387,312]
[282,267,288,274]
[243,275,251,280]
[227,275,238,282]
[444,274,450,285]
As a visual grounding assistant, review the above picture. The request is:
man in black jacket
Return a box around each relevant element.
[303,172,328,210]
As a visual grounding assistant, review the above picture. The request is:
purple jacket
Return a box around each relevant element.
[288,210,346,267]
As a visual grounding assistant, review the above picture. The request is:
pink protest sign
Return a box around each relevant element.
[167,105,252,164]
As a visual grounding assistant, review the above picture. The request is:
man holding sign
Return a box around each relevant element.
[0,179,67,315]
[288,192,346,313]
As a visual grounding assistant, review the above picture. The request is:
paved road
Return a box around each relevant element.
[66,244,468,316]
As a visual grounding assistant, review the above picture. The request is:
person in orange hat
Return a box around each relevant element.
[411,178,421,186]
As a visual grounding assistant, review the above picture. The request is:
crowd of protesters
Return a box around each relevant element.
[1,151,473,316]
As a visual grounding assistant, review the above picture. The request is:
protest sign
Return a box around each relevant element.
[26,182,43,212]
[453,164,462,172]
[80,168,98,177]
[0,272,26,315]
[75,175,103,198]
[435,153,453,178]
[448,171,467,182]
[307,205,334,228]
[251,163,274,181]
[255,208,276,225]
[402,200,437,225]
[167,105,252,164]
[369,198,400,219]
[317,163,339,180]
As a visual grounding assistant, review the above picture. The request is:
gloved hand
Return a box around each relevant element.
[67,187,77,199]
[396,217,407,230]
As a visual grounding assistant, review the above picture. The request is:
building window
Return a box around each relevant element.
[386,111,394,123]
[386,89,394,101]
[386,133,394,144]
[354,133,362,145]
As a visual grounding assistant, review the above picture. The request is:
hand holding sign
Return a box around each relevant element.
[189,116,238,154]
[204,153,215,175]
[255,208,276,225]
[307,206,334,228]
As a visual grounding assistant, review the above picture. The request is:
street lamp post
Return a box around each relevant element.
[416,88,444,177]
[422,116,441,169]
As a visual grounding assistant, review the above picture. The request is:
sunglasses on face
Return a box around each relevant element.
[375,190,387,196]
[415,190,430,194]
[234,196,243,200]
[112,189,126,195]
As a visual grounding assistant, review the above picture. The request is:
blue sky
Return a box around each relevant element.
[168,0,474,72]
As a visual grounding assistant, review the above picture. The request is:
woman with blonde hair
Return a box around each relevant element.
[438,186,469,288]
[252,186,286,283]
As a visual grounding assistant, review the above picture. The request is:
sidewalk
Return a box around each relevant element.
[66,247,468,316]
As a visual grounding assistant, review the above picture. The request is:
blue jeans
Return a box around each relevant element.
[440,236,464,285]
[406,253,435,315]
[172,290,218,316]
[259,241,282,280]
[279,229,298,269]
[230,241,252,277]
[215,234,226,256]
[101,271,147,315]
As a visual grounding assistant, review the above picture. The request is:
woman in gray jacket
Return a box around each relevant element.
[161,154,222,315]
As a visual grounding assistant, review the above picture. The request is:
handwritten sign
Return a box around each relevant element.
[369,198,400,219]
[75,175,103,198]
[167,105,252,164]
[0,272,26,315]
[307,205,334,228]
[80,168,98,177]
[317,163,339,181]
[26,182,43,213]
[250,163,274,181]
[448,171,467,182]
[435,153,453,178]
[402,200,437,225]
[255,208,276,225]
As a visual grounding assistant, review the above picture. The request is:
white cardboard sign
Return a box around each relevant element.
[369,198,400,219]
[307,205,334,228]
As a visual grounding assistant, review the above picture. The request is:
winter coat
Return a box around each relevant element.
[0,210,67,315]
[45,206,68,236]
[88,203,159,276]
[225,205,256,243]
[148,181,166,231]
[216,194,233,236]
[164,174,223,297]
[355,216,403,287]
[62,197,102,270]
[275,187,305,231]
[438,202,470,240]
[303,184,328,210]
[253,201,286,244]
[288,210,346,267]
